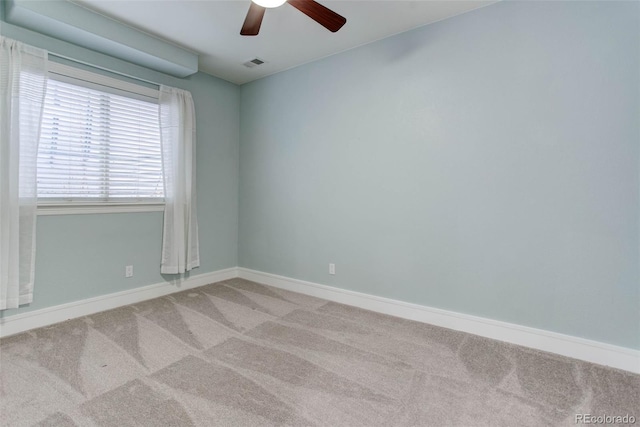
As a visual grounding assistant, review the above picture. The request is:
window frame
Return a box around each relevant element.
[37,62,164,215]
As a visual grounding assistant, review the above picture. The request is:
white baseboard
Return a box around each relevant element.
[0,267,238,338]
[2,266,637,374]
[238,268,640,374]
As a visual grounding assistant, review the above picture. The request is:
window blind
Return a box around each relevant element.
[37,67,163,203]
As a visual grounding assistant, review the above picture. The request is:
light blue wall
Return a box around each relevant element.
[4,0,198,76]
[239,1,640,349]
[0,18,240,316]
[2,1,638,350]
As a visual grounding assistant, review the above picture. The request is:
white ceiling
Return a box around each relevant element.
[72,0,493,85]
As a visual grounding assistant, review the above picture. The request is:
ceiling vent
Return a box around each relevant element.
[243,58,265,68]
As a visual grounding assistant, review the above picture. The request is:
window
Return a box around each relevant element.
[37,63,163,208]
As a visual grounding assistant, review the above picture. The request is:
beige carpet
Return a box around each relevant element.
[1,278,638,426]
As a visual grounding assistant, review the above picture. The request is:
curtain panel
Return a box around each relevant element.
[0,37,48,310]
[159,85,200,275]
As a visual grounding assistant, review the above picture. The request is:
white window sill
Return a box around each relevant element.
[37,203,165,216]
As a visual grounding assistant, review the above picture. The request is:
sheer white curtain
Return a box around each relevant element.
[159,85,200,274]
[0,37,47,310]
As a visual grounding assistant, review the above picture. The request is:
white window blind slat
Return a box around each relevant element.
[37,71,164,203]
[48,62,159,101]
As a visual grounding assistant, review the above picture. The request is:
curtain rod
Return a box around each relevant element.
[47,52,161,88]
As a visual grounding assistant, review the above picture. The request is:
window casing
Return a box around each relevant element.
[37,63,163,211]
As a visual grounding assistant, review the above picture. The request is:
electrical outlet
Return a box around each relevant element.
[329,263,335,275]
[125,265,133,278]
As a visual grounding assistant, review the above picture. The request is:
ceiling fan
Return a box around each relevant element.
[240,0,346,36]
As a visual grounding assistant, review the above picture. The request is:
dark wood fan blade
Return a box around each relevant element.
[240,3,266,36]
[288,0,346,33]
